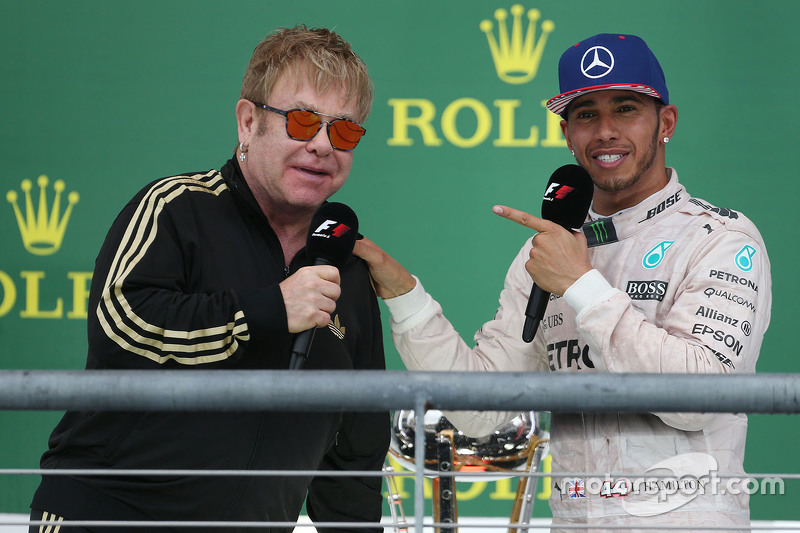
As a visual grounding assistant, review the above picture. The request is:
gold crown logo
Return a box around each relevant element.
[6,175,79,256]
[480,5,555,85]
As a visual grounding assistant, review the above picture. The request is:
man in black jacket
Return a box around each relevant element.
[29,25,389,533]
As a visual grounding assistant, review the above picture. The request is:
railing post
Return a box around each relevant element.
[415,396,426,533]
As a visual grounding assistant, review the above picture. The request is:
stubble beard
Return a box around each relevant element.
[593,125,661,193]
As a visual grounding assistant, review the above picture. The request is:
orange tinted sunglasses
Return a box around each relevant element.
[251,101,366,151]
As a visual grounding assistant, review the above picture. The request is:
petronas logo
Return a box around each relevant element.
[734,245,756,272]
[643,241,674,269]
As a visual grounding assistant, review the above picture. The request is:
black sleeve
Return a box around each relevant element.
[87,177,287,370]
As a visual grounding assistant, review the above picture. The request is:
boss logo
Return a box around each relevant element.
[626,280,668,301]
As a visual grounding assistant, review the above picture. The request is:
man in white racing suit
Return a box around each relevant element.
[354,33,771,531]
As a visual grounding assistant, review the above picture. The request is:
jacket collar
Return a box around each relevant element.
[583,168,688,247]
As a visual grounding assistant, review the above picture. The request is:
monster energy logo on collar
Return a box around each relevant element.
[583,218,618,247]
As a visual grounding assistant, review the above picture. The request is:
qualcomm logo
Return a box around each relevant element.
[581,46,615,79]
[642,240,674,269]
[6,176,79,256]
[480,4,555,84]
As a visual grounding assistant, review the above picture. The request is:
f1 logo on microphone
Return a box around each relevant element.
[544,183,574,201]
[313,219,352,238]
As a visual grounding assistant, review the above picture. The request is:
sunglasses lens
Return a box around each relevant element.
[286,110,322,140]
[284,109,365,150]
[330,120,366,150]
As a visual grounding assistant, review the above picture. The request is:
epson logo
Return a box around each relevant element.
[692,324,744,356]
[626,280,668,301]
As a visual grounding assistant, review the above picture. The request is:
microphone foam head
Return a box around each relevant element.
[307,202,359,266]
[541,164,594,229]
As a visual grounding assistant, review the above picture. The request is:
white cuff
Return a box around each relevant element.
[383,276,438,332]
[563,269,616,316]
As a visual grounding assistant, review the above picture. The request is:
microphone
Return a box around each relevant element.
[289,202,359,369]
[522,164,593,342]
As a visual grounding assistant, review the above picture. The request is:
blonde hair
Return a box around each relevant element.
[240,25,373,123]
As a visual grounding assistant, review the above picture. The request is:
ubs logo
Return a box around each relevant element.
[541,312,563,330]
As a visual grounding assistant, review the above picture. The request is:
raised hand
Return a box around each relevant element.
[493,205,593,295]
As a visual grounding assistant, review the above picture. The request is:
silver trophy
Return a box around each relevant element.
[386,410,550,533]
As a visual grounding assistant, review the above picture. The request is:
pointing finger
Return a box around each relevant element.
[492,205,553,232]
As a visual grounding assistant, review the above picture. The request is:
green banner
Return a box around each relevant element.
[1,0,798,520]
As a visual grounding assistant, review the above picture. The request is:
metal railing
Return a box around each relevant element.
[1,369,799,531]
[2,369,798,413]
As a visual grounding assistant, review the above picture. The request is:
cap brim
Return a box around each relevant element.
[546,84,665,115]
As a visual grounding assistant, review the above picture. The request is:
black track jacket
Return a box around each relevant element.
[32,158,390,532]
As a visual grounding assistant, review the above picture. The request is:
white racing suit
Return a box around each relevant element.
[384,170,771,531]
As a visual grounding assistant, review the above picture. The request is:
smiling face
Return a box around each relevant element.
[236,66,360,221]
[561,90,677,215]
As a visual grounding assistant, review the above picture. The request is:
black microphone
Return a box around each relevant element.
[522,164,594,342]
[289,202,359,369]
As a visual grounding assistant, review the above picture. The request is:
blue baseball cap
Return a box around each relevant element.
[546,33,668,116]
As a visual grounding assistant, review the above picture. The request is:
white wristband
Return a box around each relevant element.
[563,269,615,316]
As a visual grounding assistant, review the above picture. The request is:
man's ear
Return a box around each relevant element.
[235,99,257,141]
[560,118,573,153]
[660,104,678,141]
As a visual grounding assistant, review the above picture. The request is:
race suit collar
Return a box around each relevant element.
[583,168,687,247]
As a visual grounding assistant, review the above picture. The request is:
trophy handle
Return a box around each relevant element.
[383,463,410,533]
[432,430,458,533]
[508,438,548,533]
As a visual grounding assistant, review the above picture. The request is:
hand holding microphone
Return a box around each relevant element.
[285,202,359,369]
[280,266,341,333]
[493,165,594,342]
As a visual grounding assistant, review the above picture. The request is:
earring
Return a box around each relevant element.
[238,141,248,162]
[663,137,670,144]
[570,149,575,156]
